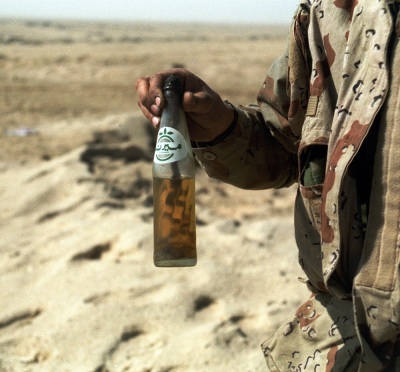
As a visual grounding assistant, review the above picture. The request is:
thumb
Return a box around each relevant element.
[182,91,214,114]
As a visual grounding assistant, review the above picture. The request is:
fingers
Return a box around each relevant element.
[183,90,214,114]
[135,75,162,127]
[136,69,184,127]
[137,100,160,128]
[136,68,185,104]
[135,68,218,131]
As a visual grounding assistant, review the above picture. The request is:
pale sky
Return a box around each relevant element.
[1,0,299,24]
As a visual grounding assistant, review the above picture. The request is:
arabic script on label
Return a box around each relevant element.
[154,127,189,164]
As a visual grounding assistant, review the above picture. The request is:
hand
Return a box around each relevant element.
[135,68,234,142]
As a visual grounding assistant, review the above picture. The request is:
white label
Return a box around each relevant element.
[154,127,189,164]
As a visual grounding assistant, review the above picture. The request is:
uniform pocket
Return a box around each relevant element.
[299,145,327,231]
[261,294,361,371]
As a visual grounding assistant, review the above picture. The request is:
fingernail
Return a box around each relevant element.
[155,96,161,106]
[152,116,160,126]
[150,104,159,114]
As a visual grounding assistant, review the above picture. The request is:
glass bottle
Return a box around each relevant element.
[152,75,197,267]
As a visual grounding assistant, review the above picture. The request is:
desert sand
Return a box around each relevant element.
[0,19,309,371]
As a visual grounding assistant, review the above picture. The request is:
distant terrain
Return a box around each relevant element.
[0,19,309,372]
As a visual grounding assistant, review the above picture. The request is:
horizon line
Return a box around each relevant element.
[1,15,291,27]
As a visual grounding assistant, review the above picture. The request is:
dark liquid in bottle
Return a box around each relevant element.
[153,177,196,267]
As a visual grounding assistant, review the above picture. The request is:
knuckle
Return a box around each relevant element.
[134,78,142,90]
[135,75,150,91]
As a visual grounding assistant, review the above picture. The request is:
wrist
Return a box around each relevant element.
[191,101,238,148]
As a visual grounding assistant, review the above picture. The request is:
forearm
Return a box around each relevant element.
[192,104,297,190]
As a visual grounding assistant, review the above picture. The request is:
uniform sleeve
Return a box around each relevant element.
[192,2,311,190]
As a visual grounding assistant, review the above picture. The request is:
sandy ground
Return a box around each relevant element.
[0,19,309,371]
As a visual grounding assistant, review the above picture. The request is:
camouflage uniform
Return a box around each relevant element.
[192,0,400,370]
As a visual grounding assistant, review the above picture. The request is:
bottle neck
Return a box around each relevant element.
[159,93,187,134]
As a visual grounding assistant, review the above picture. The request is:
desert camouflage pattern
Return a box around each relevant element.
[262,293,363,371]
[193,0,400,370]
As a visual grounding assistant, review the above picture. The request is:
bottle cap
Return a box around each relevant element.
[163,75,183,94]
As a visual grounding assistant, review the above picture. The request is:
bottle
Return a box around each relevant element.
[152,75,197,267]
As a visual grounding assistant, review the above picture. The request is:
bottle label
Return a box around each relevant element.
[154,127,189,164]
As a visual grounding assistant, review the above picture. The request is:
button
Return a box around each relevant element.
[203,151,217,161]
